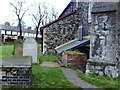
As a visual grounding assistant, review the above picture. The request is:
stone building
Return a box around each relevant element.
[86,2,120,78]
[41,1,90,55]
[40,1,120,78]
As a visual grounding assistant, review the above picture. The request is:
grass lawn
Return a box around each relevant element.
[1,45,14,60]
[78,73,119,89]
[31,65,78,88]
[1,44,79,88]
[1,44,119,89]
[38,54,60,62]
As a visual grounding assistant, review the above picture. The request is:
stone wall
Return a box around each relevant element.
[41,2,89,54]
[1,67,32,87]
[0,56,32,87]
[86,2,120,78]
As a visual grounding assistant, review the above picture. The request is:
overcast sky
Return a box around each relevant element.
[0,0,71,28]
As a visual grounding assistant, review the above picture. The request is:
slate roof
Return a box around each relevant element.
[59,2,76,18]
[0,24,40,34]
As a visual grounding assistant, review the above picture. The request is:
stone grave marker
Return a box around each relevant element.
[14,39,23,55]
[23,37,38,63]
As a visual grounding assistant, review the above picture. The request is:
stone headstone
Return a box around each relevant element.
[14,39,23,55]
[23,37,38,63]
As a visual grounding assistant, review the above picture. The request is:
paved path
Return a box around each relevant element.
[40,61,104,89]
[40,61,60,67]
[62,67,105,89]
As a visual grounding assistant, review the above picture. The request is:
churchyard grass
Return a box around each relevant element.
[78,73,119,89]
[32,65,78,88]
[1,45,14,60]
[1,44,119,88]
[38,54,60,63]
[37,43,41,54]
[1,44,78,88]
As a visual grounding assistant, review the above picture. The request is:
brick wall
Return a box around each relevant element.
[62,52,87,72]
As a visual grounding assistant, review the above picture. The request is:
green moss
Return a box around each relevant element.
[64,51,85,55]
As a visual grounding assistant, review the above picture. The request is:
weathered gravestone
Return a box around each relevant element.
[23,38,38,63]
[86,2,120,78]
[13,39,23,55]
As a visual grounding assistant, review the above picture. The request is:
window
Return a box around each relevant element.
[1,30,5,34]
[12,31,17,35]
[6,31,11,35]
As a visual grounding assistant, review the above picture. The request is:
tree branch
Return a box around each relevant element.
[21,8,29,20]
[32,14,39,24]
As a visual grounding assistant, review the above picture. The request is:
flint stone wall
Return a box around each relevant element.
[0,56,32,87]
[42,2,89,54]
[86,2,120,78]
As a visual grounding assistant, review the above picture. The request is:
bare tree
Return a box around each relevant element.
[10,0,28,39]
[32,2,48,40]
[47,6,59,22]
[51,7,59,21]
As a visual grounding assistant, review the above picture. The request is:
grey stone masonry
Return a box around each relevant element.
[0,55,32,87]
[41,2,89,54]
[86,2,120,78]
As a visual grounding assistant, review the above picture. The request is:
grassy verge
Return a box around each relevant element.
[37,44,41,54]
[1,45,14,60]
[31,64,79,88]
[3,64,79,88]
[38,54,60,63]
[1,44,79,88]
[78,73,119,89]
